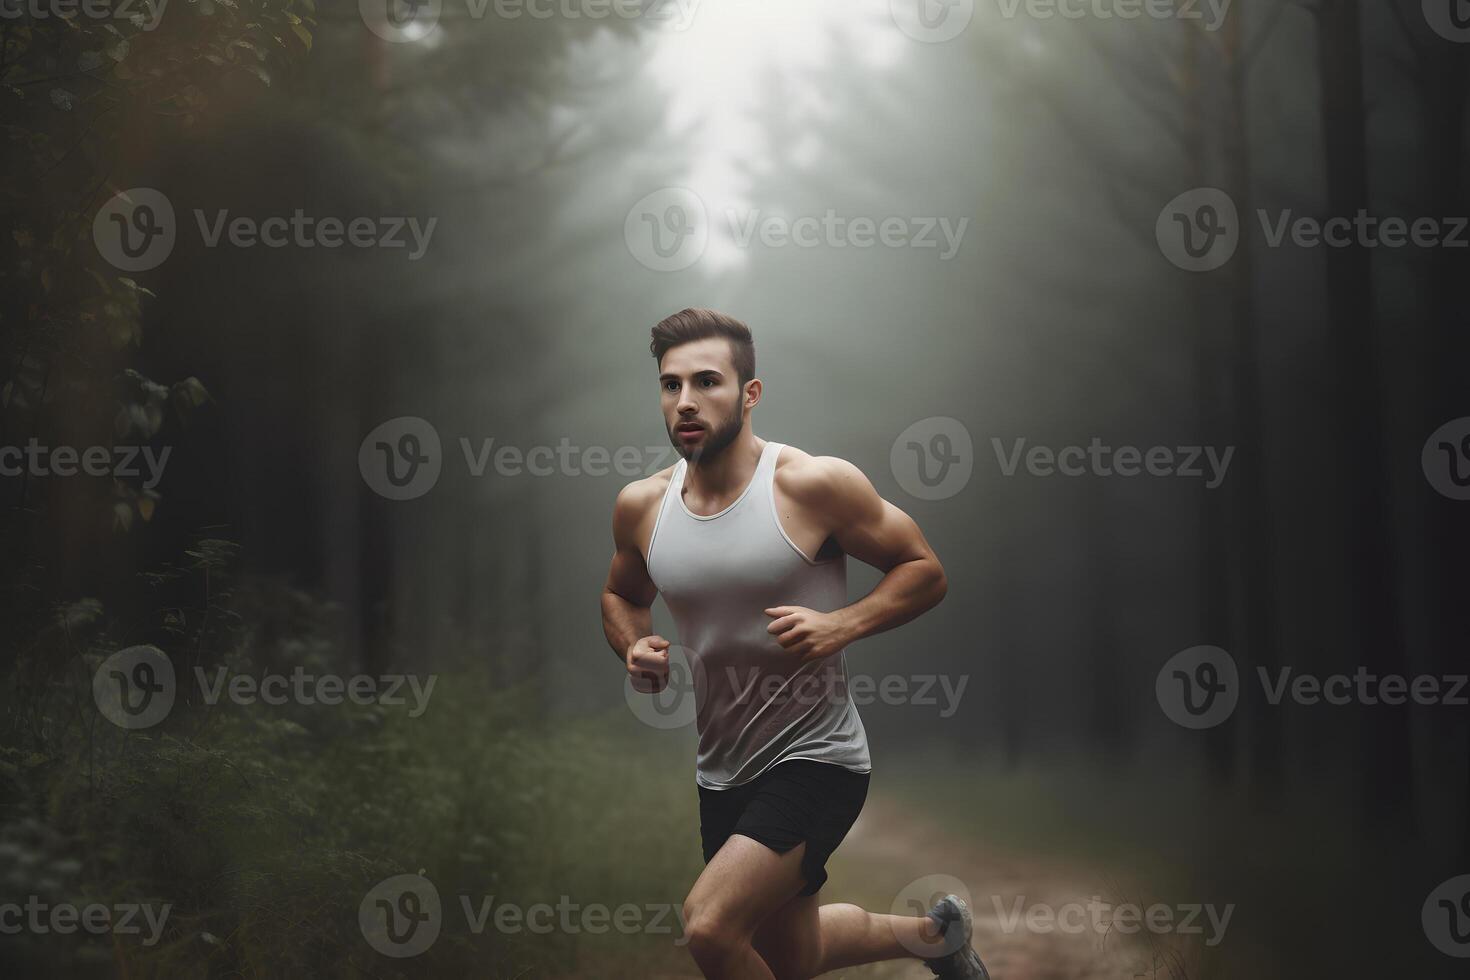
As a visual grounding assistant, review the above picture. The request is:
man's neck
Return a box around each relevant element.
[684,433,766,496]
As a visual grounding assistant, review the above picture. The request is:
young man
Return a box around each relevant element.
[601,309,989,980]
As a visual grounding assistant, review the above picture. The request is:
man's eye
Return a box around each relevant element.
[701,378,716,387]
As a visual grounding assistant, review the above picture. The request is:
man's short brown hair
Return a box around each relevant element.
[650,308,755,387]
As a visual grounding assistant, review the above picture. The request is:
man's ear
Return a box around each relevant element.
[744,378,763,409]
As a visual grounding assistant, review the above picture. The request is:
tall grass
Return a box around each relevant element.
[1,575,703,979]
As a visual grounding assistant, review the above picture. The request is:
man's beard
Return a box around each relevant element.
[669,402,744,464]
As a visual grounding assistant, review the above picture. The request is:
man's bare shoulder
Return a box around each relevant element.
[773,445,874,507]
[612,466,676,528]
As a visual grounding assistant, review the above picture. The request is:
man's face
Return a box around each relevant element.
[658,338,753,463]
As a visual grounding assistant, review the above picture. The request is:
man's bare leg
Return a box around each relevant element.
[751,891,953,977]
[685,833,975,979]
[813,901,952,972]
[683,834,810,980]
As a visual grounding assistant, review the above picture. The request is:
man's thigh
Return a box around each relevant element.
[683,833,809,940]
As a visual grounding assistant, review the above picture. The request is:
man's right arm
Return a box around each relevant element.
[601,480,670,691]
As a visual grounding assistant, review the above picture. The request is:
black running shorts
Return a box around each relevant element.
[697,759,871,896]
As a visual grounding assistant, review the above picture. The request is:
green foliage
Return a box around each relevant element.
[1,571,700,978]
[1,0,308,535]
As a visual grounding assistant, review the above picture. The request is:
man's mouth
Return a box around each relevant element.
[676,422,705,440]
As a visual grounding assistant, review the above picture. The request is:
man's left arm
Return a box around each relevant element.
[765,456,947,661]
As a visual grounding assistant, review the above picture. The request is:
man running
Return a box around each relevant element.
[601,308,989,980]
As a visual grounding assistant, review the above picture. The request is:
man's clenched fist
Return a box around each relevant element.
[626,634,671,693]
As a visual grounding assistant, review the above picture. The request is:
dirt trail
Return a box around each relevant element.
[824,790,1200,980]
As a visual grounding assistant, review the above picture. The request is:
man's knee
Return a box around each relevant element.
[684,912,749,968]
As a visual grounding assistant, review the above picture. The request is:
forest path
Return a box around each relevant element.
[818,787,1201,980]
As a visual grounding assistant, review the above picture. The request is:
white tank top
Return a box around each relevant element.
[646,441,872,789]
